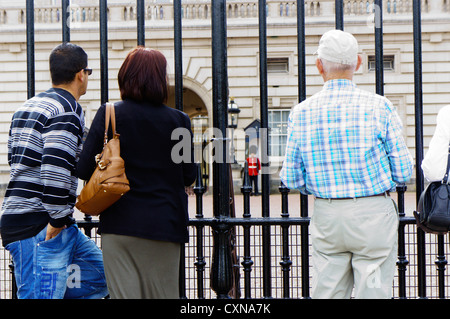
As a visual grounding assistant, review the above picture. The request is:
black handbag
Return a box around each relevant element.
[414,145,450,235]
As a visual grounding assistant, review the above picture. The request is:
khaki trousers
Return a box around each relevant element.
[311,195,398,299]
[101,233,181,299]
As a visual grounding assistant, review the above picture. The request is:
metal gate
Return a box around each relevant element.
[5,0,449,299]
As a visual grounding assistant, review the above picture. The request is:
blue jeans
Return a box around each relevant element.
[6,224,108,299]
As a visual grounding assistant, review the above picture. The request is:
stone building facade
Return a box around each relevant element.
[0,0,449,189]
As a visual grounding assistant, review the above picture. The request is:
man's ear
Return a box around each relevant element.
[316,58,324,75]
[355,55,362,72]
[76,69,85,83]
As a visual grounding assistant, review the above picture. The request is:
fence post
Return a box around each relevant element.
[62,0,70,42]
[413,0,426,299]
[210,0,233,299]
[374,0,384,96]
[258,0,272,298]
[137,0,145,46]
[396,184,409,298]
[26,0,34,99]
[241,159,253,298]
[99,0,108,104]
[297,0,310,299]
[335,0,344,30]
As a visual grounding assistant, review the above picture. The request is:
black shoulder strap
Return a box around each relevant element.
[443,144,450,184]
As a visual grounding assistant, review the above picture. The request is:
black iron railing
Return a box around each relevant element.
[3,180,450,299]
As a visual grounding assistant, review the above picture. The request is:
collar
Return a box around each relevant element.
[323,79,357,90]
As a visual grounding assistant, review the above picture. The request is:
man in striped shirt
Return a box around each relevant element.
[0,43,107,299]
[280,30,413,298]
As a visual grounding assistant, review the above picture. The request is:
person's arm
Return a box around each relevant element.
[181,113,197,186]
[383,101,414,184]
[422,105,450,182]
[45,224,67,241]
[279,109,307,193]
[76,105,106,181]
[41,111,81,228]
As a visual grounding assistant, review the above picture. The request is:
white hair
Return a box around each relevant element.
[320,58,357,74]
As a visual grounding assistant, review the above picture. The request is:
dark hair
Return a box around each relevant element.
[49,43,88,85]
[118,46,169,104]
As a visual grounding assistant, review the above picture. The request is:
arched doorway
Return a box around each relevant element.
[167,86,210,188]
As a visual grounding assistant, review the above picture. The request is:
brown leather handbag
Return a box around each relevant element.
[75,103,130,216]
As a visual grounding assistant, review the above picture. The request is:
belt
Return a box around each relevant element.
[316,191,390,201]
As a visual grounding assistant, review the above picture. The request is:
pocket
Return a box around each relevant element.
[5,240,20,254]
[35,229,73,299]
[5,241,22,287]
[37,224,77,252]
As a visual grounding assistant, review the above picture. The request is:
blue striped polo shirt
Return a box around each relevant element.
[280,79,414,198]
[0,88,84,246]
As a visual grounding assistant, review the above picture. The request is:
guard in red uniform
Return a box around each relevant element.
[246,152,261,196]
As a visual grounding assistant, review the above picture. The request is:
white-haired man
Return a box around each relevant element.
[280,30,413,298]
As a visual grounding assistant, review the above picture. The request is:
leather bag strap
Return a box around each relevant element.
[109,102,117,135]
[443,144,450,184]
[103,103,117,145]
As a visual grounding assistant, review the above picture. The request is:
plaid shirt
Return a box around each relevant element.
[280,79,413,198]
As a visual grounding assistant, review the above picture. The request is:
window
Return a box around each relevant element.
[368,55,395,72]
[268,109,290,156]
[267,58,289,73]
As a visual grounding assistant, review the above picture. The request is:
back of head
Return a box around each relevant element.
[118,46,169,104]
[316,29,359,72]
[49,43,88,85]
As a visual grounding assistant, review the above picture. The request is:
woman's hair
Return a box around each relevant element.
[49,43,88,85]
[118,46,169,104]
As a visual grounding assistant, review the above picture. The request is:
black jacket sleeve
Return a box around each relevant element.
[181,113,197,186]
[76,105,106,181]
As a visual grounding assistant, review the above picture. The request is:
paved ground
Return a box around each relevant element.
[72,191,418,220]
[184,191,418,219]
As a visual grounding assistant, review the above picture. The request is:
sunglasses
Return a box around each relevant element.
[83,68,92,75]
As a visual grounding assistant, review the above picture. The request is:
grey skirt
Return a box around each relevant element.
[101,233,181,299]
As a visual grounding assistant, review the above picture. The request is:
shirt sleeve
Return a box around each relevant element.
[279,109,308,193]
[181,113,197,186]
[422,105,450,182]
[41,111,82,226]
[383,101,414,184]
[76,104,106,181]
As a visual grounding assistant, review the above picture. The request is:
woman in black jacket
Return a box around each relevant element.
[76,47,196,299]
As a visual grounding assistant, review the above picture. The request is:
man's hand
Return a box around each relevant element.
[45,224,66,241]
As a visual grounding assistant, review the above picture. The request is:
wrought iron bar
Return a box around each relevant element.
[62,0,70,43]
[174,0,183,111]
[26,0,34,99]
[413,0,426,299]
[300,192,310,298]
[189,216,416,227]
[173,1,186,297]
[241,156,253,299]
[99,0,108,104]
[396,184,409,298]
[258,0,272,299]
[179,243,187,299]
[297,0,309,299]
[335,0,344,30]
[374,0,384,96]
[194,165,206,299]
[435,235,447,299]
[210,0,233,299]
[137,0,145,46]
[279,183,292,298]
[9,262,17,299]
[297,0,306,102]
